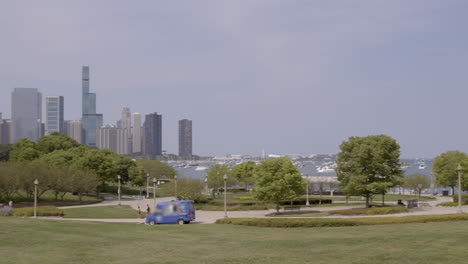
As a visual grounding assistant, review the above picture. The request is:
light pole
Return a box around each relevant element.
[117,175,121,206]
[153,177,157,205]
[174,175,178,199]
[204,177,208,195]
[33,179,39,218]
[223,174,228,218]
[417,183,422,199]
[305,176,310,207]
[457,164,463,214]
[146,173,150,198]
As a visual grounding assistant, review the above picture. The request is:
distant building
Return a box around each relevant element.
[45,96,64,135]
[178,119,192,157]
[132,112,142,153]
[0,119,12,144]
[81,66,103,146]
[96,124,131,155]
[11,88,42,142]
[119,107,131,129]
[64,120,82,143]
[97,125,117,152]
[143,112,162,156]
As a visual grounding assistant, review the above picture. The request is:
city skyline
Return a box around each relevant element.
[1,1,468,158]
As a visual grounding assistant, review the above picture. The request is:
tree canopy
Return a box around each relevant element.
[135,160,177,179]
[404,173,431,198]
[230,161,256,188]
[253,157,305,212]
[432,151,468,192]
[335,135,403,207]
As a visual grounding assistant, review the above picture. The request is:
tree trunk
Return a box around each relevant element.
[382,193,385,206]
[365,195,370,208]
[276,204,280,213]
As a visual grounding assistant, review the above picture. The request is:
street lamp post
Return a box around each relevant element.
[223,174,228,218]
[457,164,463,214]
[33,179,39,218]
[174,175,178,199]
[146,173,150,198]
[117,175,121,206]
[306,176,310,207]
[417,183,422,199]
[153,177,157,205]
[204,177,208,195]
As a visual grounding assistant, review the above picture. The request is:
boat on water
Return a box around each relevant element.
[195,166,208,171]
[316,166,335,173]
[418,164,426,170]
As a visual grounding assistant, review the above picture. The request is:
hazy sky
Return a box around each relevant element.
[1,1,468,158]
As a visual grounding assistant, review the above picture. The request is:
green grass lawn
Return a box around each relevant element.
[1,217,468,264]
[311,194,435,202]
[62,205,143,219]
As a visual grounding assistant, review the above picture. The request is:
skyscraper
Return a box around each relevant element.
[64,120,82,143]
[143,112,162,156]
[178,119,192,158]
[81,66,103,146]
[96,124,130,155]
[0,119,12,144]
[132,112,142,153]
[11,88,42,142]
[119,107,131,129]
[45,96,64,135]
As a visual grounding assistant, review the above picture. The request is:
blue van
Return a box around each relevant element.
[145,200,195,225]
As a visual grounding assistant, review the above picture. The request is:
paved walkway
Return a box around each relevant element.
[48,195,465,224]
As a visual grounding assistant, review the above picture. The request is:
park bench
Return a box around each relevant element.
[284,206,301,211]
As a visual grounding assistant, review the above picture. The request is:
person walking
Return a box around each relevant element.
[146,204,150,215]
[8,201,13,208]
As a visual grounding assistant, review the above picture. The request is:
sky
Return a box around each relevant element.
[1,0,468,158]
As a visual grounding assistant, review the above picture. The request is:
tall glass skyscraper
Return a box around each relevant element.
[45,96,64,135]
[81,66,103,146]
[143,112,162,156]
[178,119,192,157]
[11,88,42,142]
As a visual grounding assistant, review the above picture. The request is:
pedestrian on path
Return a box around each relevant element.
[8,201,13,208]
[146,204,150,215]
[138,205,141,218]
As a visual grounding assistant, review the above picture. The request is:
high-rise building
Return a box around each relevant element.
[96,125,117,152]
[81,66,103,146]
[96,124,130,155]
[64,120,82,143]
[45,96,64,135]
[11,88,42,142]
[119,107,131,129]
[143,112,162,156]
[132,112,142,153]
[0,119,12,144]
[178,119,192,157]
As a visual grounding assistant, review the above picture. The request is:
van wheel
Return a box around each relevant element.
[177,219,185,225]
[149,220,155,225]
[184,221,190,224]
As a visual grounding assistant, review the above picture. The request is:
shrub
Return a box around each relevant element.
[12,206,64,217]
[279,198,332,206]
[451,194,468,205]
[437,202,458,207]
[328,206,408,216]
[216,214,468,228]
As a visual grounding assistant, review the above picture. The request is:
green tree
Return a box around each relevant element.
[135,160,177,179]
[230,161,256,189]
[432,151,468,194]
[253,157,305,213]
[206,164,233,197]
[160,178,205,201]
[335,135,403,208]
[10,138,40,162]
[36,133,80,154]
[70,168,99,201]
[0,162,21,201]
[403,173,431,198]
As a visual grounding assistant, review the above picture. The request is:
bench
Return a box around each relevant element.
[284,206,301,211]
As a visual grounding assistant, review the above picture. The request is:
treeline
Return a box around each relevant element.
[0,133,177,202]
[0,162,97,201]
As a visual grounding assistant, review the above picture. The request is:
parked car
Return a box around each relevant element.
[145,200,195,225]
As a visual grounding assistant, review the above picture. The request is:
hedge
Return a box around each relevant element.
[328,206,408,216]
[215,214,468,228]
[12,206,64,217]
